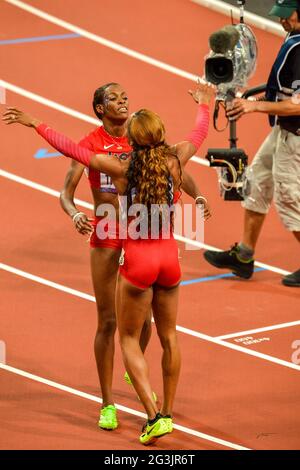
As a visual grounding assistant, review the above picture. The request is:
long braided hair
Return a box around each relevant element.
[126,109,182,232]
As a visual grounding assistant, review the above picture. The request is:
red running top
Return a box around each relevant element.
[79,126,131,193]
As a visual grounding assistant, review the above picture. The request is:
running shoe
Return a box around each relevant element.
[203,243,254,279]
[139,414,170,445]
[282,269,300,287]
[124,371,157,402]
[98,405,118,430]
[162,415,173,433]
[124,371,132,385]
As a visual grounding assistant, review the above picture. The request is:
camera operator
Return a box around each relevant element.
[204,0,300,287]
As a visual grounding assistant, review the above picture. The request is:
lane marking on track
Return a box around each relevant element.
[34,148,61,159]
[216,320,300,341]
[0,168,93,210]
[0,362,250,450]
[0,168,291,276]
[180,268,266,285]
[1,262,299,372]
[190,0,285,37]
[0,259,263,291]
[0,33,80,46]
[4,0,198,82]
[0,263,95,302]
[0,79,99,125]
[4,0,285,92]
[175,325,300,372]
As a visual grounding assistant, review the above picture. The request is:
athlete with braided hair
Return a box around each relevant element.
[60,84,210,431]
[3,81,214,444]
[59,83,154,431]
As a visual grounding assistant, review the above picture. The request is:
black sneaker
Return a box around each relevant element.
[282,269,300,287]
[203,243,254,279]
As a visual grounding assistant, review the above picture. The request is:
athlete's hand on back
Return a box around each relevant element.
[188,79,216,106]
[2,107,41,128]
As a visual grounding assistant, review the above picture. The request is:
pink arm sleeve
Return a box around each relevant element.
[185,104,209,149]
[36,124,93,167]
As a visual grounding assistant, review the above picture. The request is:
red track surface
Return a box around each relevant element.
[0,0,300,450]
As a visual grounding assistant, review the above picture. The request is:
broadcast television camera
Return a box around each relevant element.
[204,0,264,201]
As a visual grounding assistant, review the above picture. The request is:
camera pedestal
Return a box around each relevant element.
[205,147,248,201]
[206,91,248,201]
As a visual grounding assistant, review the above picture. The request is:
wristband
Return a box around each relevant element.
[195,196,207,205]
[72,212,85,223]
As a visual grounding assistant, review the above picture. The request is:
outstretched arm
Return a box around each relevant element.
[2,108,124,178]
[36,124,125,178]
[175,82,215,168]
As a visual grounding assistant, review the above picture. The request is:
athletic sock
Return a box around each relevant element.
[237,242,254,261]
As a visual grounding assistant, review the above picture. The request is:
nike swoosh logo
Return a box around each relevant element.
[104,144,114,150]
[146,423,158,435]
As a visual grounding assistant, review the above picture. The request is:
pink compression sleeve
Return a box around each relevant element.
[36,123,93,166]
[185,104,209,149]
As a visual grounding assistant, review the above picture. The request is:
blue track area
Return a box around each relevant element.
[181,268,265,286]
[0,33,80,46]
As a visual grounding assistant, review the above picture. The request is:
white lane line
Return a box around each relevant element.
[190,0,285,37]
[4,0,198,83]
[1,262,299,372]
[190,155,210,167]
[0,80,208,169]
[0,168,93,210]
[0,168,291,276]
[250,261,289,276]
[0,79,99,125]
[176,324,300,372]
[216,320,300,341]
[0,362,249,450]
[0,262,95,303]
